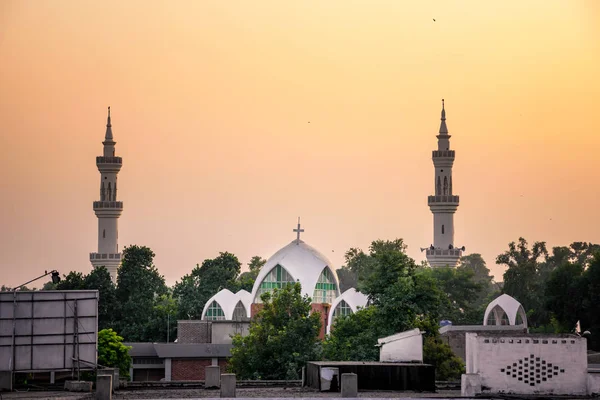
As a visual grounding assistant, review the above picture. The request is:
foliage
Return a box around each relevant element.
[423,336,465,380]
[496,237,549,327]
[97,329,132,378]
[335,268,357,293]
[324,239,463,380]
[114,245,168,342]
[174,252,241,320]
[145,292,178,342]
[323,306,381,361]
[544,262,585,333]
[427,267,483,325]
[56,271,86,290]
[84,266,118,330]
[237,256,266,292]
[229,283,321,380]
[580,253,600,351]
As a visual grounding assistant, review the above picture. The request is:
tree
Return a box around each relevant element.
[55,271,86,290]
[84,266,118,331]
[497,237,549,327]
[323,306,382,361]
[423,336,465,380]
[544,262,585,333]
[580,253,600,351]
[237,256,265,292]
[97,329,132,379]
[174,252,241,320]
[229,283,321,380]
[335,267,357,293]
[145,292,178,343]
[427,267,483,325]
[114,245,168,342]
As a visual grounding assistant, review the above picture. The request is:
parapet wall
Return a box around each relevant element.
[465,333,587,395]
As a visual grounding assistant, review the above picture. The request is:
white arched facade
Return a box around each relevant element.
[201,289,253,321]
[251,240,340,304]
[326,288,369,334]
[483,293,528,328]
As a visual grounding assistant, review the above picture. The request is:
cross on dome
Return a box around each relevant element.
[293,217,304,244]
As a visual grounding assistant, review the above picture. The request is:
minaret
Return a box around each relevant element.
[90,107,123,281]
[425,100,464,267]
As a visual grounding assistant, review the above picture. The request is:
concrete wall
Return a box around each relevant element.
[177,321,211,344]
[465,333,588,395]
[379,333,423,363]
[211,321,249,344]
[440,326,528,362]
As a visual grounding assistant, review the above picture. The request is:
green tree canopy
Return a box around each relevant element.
[98,329,132,378]
[229,283,321,380]
[236,256,266,292]
[497,237,549,327]
[544,262,585,333]
[174,252,241,320]
[114,245,168,341]
[427,267,483,325]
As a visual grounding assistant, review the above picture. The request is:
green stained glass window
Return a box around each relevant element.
[312,268,338,304]
[254,264,295,303]
[205,300,225,320]
[332,300,353,323]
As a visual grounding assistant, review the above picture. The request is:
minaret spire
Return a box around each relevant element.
[439,99,448,135]
[105,106,114,142]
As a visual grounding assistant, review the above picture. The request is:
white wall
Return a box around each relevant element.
[465,333,588,395]
[379,334,423,363]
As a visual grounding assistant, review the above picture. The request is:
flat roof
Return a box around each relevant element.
[307,361,430,367]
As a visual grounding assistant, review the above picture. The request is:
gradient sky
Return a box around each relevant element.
[1,1,599,288]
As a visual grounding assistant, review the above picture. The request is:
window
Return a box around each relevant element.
[254,264,295,303]
[204,301,225,320]
[312,268,338,304]
[232,301,247,320]
[332,300,353,322]
[442,225,445,234]
[103,229,105,238]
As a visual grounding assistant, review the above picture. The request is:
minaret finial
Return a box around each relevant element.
[105,106,114,141]
[439,99,448,135]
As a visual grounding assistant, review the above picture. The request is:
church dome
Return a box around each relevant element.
[251,239,340,304]
[483,293,528,328]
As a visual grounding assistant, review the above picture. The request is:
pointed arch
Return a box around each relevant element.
[449,175,453,195]
[100,182,105,201]
[204,300,225,320]
[232,300,247,320]
[113,181,117,201]
[332,300,353,320]
[107,182,112,201]
[483,294,528,328]
[443,176,448,195]
[254,264,295,303]
[312,267,338,304]
[437,176,442,195]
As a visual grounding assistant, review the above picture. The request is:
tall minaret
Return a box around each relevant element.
[90,107,123,281]
[425,100,464,267]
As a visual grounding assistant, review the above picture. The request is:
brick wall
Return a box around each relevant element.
[171,359,212,381]
[218,359,228,374]
[311,303,330,339]
[177,320,212,344]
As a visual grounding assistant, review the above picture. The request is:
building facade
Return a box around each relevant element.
[425,100,464,267]
[90,107,123,281]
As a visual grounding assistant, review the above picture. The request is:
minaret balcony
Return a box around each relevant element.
[432,150,455,158]
[96,156,122,164]
[428,195,459,204]
[426,248,463,257]
[90,252,121,261]
[96,156,122,172]
[93,201,123,217]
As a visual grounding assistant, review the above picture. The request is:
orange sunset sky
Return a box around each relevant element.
[1,1,599,288]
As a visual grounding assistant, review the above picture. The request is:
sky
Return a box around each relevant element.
[1,0,599,288]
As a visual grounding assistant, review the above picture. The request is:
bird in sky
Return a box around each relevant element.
[433,18,436,22]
